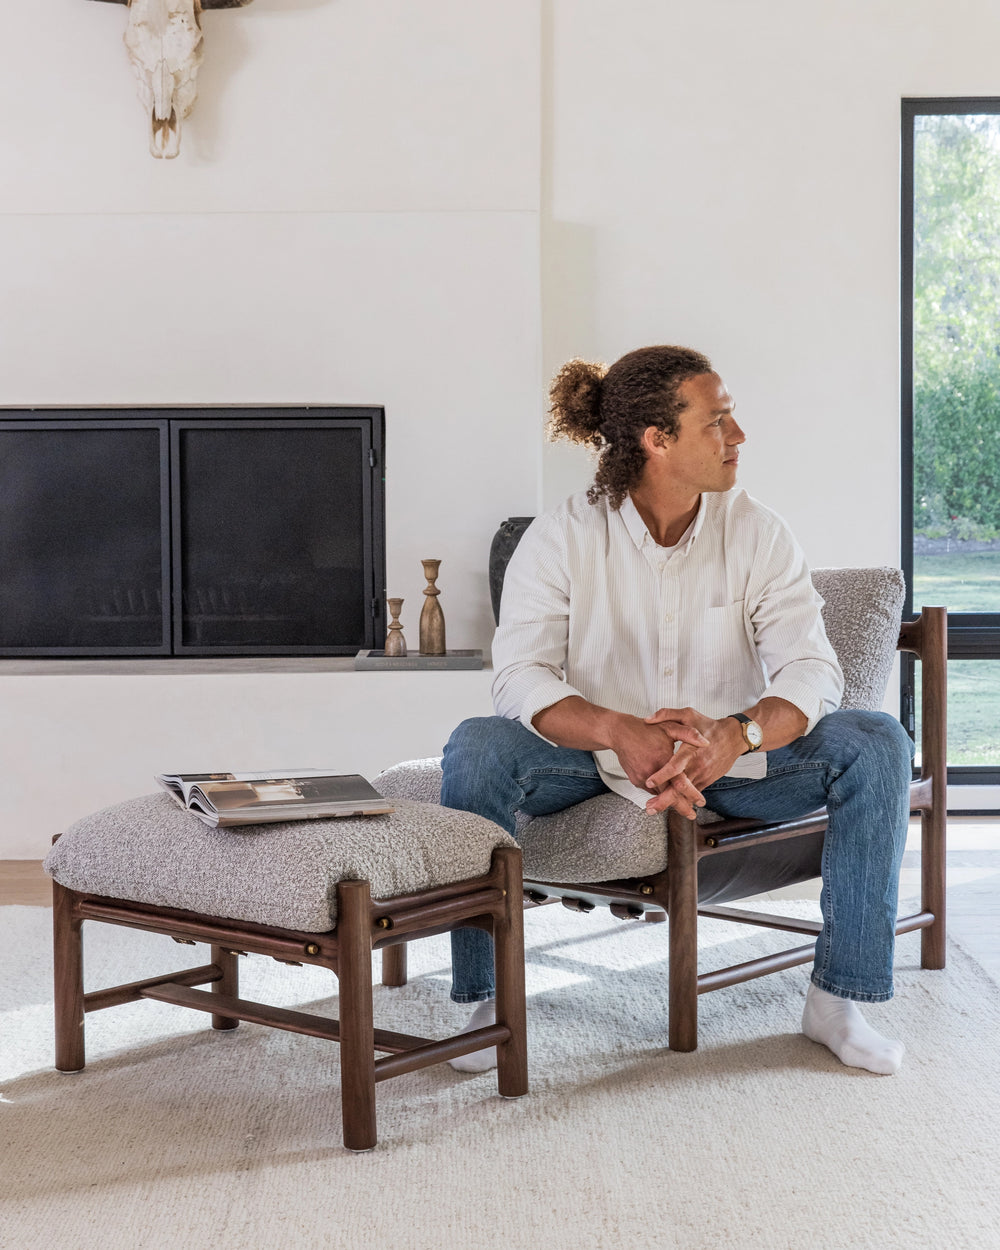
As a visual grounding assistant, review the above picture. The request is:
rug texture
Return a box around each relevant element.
[1,902,998,1250]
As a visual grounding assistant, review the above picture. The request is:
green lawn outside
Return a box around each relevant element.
[913,552,1000,766]
[913,550,1000,613]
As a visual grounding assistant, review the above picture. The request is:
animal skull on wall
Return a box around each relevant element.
[91,0,254,159]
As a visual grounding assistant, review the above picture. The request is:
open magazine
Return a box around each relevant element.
[155,770,394,828]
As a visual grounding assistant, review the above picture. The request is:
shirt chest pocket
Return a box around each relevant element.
[691,601,750,683]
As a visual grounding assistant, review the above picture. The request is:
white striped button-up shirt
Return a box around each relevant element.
[491,489,843,808]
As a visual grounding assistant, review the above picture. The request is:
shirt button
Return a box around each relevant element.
[664,666,674,676]
[664,612,674,622]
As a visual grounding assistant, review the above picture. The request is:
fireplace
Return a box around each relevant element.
[0,407,386,657]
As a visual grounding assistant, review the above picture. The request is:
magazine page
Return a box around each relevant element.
[155,773,240,805]
[185,799,389,828]
[191,775,384,810]
[180,775,392,827]
[155,769,331,806]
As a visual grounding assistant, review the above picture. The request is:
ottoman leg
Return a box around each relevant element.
[52,881,85,1072]
[381,944,408,987]
[337,880,378,1152]
[211,946,240,1030]
[493,847,528,1099]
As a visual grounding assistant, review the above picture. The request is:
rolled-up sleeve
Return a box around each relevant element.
[747,518,844,732]
[490,516,586,741]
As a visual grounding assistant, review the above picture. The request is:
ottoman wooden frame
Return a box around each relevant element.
[52,844,527,1152]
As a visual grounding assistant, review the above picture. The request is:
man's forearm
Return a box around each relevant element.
[531,695,625,751]
[742,696,809,751]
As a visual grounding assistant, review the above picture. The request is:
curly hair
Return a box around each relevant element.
[547,345,713,509]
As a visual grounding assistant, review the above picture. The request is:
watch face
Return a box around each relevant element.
[746,720,764,749]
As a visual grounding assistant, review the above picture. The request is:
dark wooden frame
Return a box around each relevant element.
[52,846,527,1152]
[517,607,947,1052]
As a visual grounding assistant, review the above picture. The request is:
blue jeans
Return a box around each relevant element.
[440,710,914,1004]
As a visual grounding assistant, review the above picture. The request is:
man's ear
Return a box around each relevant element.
[641,425,670,458]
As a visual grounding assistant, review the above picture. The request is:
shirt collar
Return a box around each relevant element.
[619,493,707,555]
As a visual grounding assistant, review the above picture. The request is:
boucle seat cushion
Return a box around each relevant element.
[44,793,516,933]
[375,759,669,882]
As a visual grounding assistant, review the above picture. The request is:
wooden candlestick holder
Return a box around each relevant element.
[418,560,446,655]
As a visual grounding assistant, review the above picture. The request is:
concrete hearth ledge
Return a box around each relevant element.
[0,658,493,676]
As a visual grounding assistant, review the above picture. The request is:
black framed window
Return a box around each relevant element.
[902,99,1000,798]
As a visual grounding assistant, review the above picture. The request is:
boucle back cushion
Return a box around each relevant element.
[44,793,516,932]
[811,566,904,711]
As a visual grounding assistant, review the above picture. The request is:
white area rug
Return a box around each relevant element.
[2,902,998,1250]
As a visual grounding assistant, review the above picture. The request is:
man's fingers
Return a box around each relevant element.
[649,720,709,748]
[646,744,700,790]
[645,756,685,789]
[646,706,695,725]
[644,779,705,818]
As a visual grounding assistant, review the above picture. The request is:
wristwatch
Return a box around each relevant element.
[729,712,764,753]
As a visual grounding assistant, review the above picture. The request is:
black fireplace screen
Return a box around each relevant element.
[0,408,385,657]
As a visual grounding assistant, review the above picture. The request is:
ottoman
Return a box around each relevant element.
[44,793,528,1152]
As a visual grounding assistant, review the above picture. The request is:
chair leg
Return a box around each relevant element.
[917,605,947,970]
[921,805,947,970]
[336,880,378,1152]
[667,813,699,1052]
[52,881,85,1072]
[493,847,528,1099]
[381,943,408,987]
[210,946,240,1030]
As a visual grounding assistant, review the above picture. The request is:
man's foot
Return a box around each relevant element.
[448,1000,497,1073]
[802,983,905,1075]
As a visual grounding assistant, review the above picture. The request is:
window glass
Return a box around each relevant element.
[913,113,1000,614]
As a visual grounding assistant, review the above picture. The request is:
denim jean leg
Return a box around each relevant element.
[703,710,913,1003]
[441,716,609,1003]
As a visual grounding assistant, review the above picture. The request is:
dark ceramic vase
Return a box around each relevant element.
[488,517,535,624]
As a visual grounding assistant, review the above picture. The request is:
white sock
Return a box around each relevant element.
[448,1000,497,1073]
[802,983,905,1075]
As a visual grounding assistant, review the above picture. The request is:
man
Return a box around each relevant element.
[442,345,913,1076]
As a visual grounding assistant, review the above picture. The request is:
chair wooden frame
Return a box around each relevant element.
[52,845,528,1151]
[517,606,947,1052]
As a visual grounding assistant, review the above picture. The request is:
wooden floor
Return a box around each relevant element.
[1,859,53,907]
[7,818,1000,982]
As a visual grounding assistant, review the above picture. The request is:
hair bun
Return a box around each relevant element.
[547,358,608,447]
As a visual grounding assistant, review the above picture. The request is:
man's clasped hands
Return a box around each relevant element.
[611,707,747,817]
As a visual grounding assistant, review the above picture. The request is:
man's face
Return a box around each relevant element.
[656,371,744,495]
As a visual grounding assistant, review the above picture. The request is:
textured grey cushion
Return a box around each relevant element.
[812,566,904,711]
[44,793,516,932]
[375,759,669,882]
